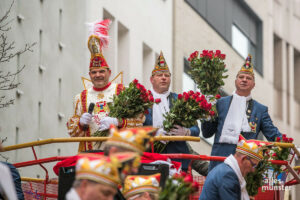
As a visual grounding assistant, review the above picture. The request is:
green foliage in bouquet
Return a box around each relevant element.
[108,79,158,119]
[245,135,293,196]
[188,50,228,96]
[270,134,293,173]
[163,90,214,132]
[159,172,199,200]
[246,154,270,196]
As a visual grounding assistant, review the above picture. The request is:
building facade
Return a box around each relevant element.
[0,0,173,178]
[174,0,300,199]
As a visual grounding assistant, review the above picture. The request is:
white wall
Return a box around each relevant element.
[0,0,173,179]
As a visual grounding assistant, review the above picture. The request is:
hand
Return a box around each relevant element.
[156,128,168,136]
[98,117,119,131]
[169,125,191,136]
[79,113,93,126]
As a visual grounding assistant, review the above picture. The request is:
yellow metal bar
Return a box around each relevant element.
[153,136,200,142]
[273,142,294,148]
[3,137,109,152]
[3,136,200,152]
[293,166,300,171]
[272,142,300,158]
[21,177,58,184]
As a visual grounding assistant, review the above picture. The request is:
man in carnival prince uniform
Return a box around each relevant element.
[67,19,126,152]
[201,55,282,171]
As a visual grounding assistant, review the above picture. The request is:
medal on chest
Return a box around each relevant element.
[249,122,257,133]
[94,101,109,113]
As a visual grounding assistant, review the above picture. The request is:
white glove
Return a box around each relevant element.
[156,128,168,136]
[98,117,119,131]
[79,113,93,126]
[169,125,191,136]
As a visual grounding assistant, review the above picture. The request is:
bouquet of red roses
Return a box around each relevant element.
[163,90,214,132]
[93,79,159,137]
[108,79,159,119]
[159,172,199,200]
[153,90,214,153]
[188,50,228,96]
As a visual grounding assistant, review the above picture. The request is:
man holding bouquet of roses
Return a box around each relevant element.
[201,55,282,171]
[143,51,208,174]
[67,19,140,152]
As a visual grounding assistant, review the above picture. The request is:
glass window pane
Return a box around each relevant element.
[182,72,196,92]
[232,24,249,58]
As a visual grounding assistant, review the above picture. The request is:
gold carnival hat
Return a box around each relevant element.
[237,54,254,77]
[152,51,170,75]
[236,135,264,161]
[123,173,161,199]
[87,19,111,70]
[75,154,121,188]
[105,125,157,154]
[110,152,141,175]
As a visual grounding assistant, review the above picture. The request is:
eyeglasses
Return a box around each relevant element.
[246,156,258,168]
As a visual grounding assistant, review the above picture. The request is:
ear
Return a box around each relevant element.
[108,69,112,76]
[150,76,154,84]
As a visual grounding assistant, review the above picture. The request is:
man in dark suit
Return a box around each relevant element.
[144,51,208,174]
[199,136,262,200]
[202,55,282,171]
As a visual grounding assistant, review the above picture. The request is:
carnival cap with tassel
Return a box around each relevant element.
[152,51,170,76]
[236,135,264,161]
[105,125,157,155]
[86,19,111,70]
[122,173,161,200]
[237,54,254,77]
[75,154,121,188]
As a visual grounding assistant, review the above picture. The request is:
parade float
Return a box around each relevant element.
[2,50,300,200]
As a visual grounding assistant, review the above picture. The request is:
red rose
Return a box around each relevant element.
[209,50,213,55]
[144,110,149,114]
[215,94,221,99]
[148,96,154,102]
[133,79,139,85]
[202,50,208,55]
[207,103,212,110]
[282,134,287,138]
[148,90,152,95]
[192,94,198,99]
[136,83,141,90]
[272,153,277,157]
[180,171,187,177]
[155,98,161,103]
[196,97,201,102]
[216,50,221,56]
[183,175,193,183]
[276,137,281,142]
[209,111,215,116]
[289,138,294,143]
[178,94,183,99]
[184,94,189,102]
[188,90,194,96]
[192,181,200,191]
[220,54,226,60]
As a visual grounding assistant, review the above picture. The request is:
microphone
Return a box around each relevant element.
[82,103,95,131]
